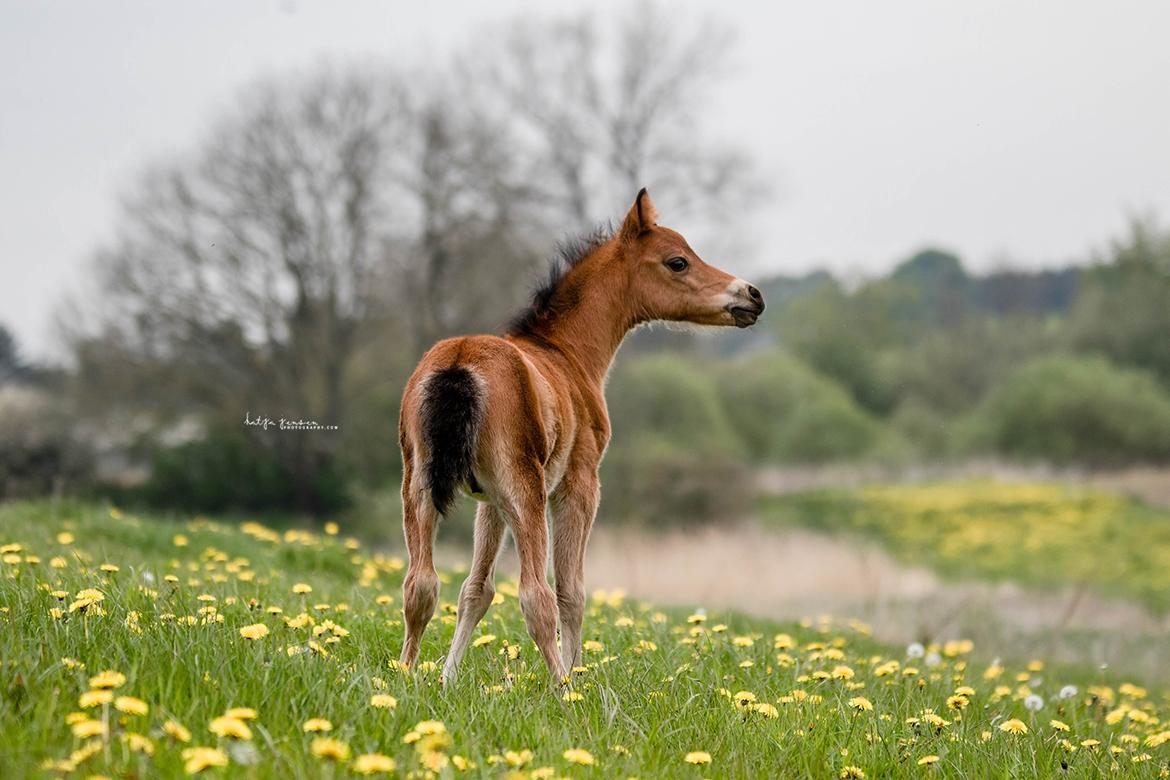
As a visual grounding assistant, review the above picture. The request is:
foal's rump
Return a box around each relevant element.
[401,335,552,516]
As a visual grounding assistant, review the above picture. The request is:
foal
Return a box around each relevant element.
[398,189,765,683]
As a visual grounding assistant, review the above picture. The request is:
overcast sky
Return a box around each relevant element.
[3,0,1169,360]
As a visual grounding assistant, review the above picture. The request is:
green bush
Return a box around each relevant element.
[713,352,882,463]
[601,354,749,526]
[606,353,741,455]
[137,427,350,514]
[973,354,1170,465]
[0,386,92,498]
[599,441,751,528]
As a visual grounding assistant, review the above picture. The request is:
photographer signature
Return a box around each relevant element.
[244,412,338,431]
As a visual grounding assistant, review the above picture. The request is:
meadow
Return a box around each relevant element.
[760,481,1170,612]
[2,500,1169,778]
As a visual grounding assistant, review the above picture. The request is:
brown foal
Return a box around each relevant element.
[397,189,765,684]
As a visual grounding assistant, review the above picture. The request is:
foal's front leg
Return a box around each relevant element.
[551,472,599,673]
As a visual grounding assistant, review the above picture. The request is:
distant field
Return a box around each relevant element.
[2,500,1169,778]
[759,481,1170,612]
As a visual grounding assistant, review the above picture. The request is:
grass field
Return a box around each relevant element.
[2,500,1169,778]
[760,481,1170,612]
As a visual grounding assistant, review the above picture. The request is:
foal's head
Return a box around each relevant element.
[617,189,765,328]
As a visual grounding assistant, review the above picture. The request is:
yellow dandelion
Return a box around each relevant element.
[370,694,398,709]
[114,696,149,715]
[165,720,192,742]
[293,583,313,594]
[563,690,584,702]
[753,703,780,718]
[239,623,269,640]
[946,694,969,711]
[1051,719,1071,732]
[562,748,595,766]
[303,718,333,733]
[419,750,449,771]
[840,767,866,779]
[848,696,874,712]
[224,707,257,720]
[472,634,497,647]
[88,669,125,689]
[917,755,940,766]
[124,732,155,755]
[999,719,1028,735]
[352,753,396,774]
[504,749,534,767]
[311,737,351,761]
[733,690,757,707]
[414,719,446,735]
[79,690,113,708]
[685,751,712,765]
[71,719,107,739]
[209,716,252,740]
[182,746,228,774]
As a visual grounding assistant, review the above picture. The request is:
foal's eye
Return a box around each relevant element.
[665,257,689,272]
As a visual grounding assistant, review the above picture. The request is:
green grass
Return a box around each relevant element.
[759,480,1170,612]
[2,499,1169,778]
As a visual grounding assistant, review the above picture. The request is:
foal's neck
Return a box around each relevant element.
[525,254,633,387]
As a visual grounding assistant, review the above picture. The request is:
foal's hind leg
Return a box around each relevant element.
[441,502,505,685]
[504,464,567,681]
[551,471,599,673]
[400,469,440,669]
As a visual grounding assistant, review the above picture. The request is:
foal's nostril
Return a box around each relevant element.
[746,285,763,304]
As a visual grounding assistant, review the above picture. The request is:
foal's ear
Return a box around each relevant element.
[619,187,659,240]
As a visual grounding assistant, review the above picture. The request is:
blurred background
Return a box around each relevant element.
[3,1,1170,676]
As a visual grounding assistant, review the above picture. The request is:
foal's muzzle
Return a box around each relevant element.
[727,284,765,328]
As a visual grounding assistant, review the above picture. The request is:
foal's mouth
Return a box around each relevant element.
[728,304,764,328]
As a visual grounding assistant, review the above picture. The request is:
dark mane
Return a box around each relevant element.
[504,223,614,338]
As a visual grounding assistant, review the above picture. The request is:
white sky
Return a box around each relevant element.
[3,0,1169,360]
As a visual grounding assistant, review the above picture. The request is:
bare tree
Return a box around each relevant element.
[72,65,411,510]
[472,2,760,234]
[388,75,544,350]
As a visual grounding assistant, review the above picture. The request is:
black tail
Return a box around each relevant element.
[419,366,484,516]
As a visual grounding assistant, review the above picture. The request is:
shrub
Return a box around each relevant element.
[601,354,749,526]
[713,352,882,463]
[0,386,92,498]
[599,441,751,528]
[606,353,742,455]
[974,354,1170,465]
[137,427,350,514]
